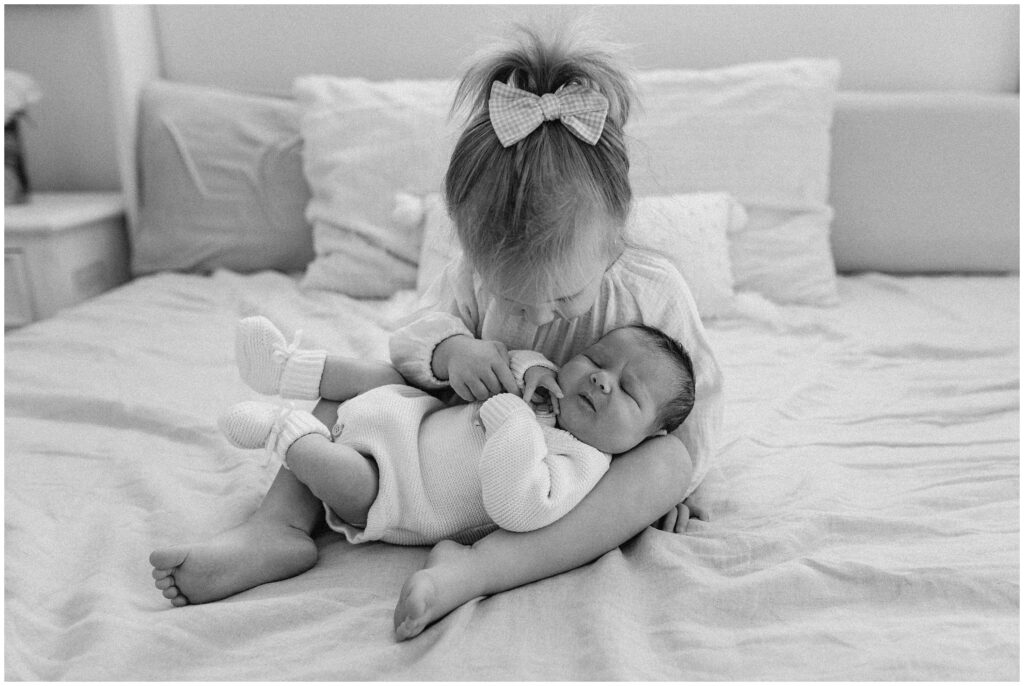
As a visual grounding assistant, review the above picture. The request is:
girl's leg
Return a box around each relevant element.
[393,434,692,639]
[149,399,343,606]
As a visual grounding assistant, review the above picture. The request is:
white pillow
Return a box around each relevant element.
[629,59,841,305]
[296,59,839,304]
[294,75,458,297]
[415,192,746,320]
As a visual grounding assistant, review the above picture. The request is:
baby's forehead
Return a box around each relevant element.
[593,326,644,354]
[600,328,676,380]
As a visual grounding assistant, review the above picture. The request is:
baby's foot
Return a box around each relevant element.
[235,316,326,399]
[393,539,485,640]
[149,519,318,606]
[218,401,330,463]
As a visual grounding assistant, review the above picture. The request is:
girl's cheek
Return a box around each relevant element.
[558,296,591,319]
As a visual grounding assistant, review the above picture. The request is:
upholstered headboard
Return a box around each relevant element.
[97,5,1019,275]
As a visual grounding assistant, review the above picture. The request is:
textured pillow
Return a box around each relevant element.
[294,75,458,297]
[415,192,747,320]
[629,59,841,305]
[134,80,314,275]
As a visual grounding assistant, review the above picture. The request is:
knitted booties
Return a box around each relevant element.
[218,400,331,467]
[235,316,326,399]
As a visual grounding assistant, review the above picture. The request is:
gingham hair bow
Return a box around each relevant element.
[488,81,610,147]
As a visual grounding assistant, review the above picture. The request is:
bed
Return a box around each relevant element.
[5,10,1019,681]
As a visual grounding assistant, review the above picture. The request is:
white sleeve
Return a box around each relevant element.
[389,256,481,389]
[477,394,610,532]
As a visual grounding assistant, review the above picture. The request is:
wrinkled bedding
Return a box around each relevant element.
[4,270,1019,680]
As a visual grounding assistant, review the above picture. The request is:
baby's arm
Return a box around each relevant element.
[477,394,610,532]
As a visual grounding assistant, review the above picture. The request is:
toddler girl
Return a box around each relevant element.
[150,25,723,639]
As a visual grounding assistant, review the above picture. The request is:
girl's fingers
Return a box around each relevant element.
[452,380,474,403]
[466,378,490,401]
[493,362,518,395]
[482,370,505,397]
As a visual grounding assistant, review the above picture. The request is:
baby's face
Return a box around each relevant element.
[555,328,676,454]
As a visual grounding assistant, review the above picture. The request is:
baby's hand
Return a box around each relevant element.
[441,336,519,402]
[522,366,564,414]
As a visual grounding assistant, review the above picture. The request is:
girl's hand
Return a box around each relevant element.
[437,336,519,402]
[522,366,564,414]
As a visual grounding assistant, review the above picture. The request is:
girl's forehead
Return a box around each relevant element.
[492,251,607,304]
[490,217,617,304]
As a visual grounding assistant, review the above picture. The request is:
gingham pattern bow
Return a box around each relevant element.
[488,81,610,147]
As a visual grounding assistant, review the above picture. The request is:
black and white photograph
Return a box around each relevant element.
[3,3,1019,680]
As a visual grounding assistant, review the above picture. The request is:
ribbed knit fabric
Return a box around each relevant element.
[389,247,725,498]
[235,316,325,400]
[477,394,609,532]
[321,385,609,545]
[279,351,327,400]
[218,400,330,464]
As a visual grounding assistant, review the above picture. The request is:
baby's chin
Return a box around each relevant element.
[557,410,623,454]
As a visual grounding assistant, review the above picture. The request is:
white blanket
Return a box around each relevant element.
[4,270,1018,679]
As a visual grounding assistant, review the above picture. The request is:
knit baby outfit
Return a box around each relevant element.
[325,355,609,545]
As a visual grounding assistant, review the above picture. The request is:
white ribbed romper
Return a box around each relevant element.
[325,352,610,545]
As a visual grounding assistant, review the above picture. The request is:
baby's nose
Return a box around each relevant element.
[590,372,611,394]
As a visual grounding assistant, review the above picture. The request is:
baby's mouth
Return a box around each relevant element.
[579,392,596,412]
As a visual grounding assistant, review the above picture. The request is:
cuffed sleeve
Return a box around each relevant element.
[507,350,558,389]
[478,394,610,532]
[389,256,481,389]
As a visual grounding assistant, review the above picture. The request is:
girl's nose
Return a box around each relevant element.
[590,371,611,394]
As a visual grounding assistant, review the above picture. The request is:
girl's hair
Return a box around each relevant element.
[444,23,636,301]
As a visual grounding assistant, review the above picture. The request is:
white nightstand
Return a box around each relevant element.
[5,192,130,329]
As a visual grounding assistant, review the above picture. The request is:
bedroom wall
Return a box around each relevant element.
[4,4,1020,192]
[155,4,1020,93]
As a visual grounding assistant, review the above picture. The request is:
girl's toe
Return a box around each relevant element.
[163,586,180,599]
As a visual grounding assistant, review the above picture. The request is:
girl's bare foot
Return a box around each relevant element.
[393,539,486,640]
[149,518,318,606]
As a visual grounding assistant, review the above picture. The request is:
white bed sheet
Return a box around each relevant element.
[4,269,1019,680]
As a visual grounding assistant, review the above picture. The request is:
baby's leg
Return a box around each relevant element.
[149,399,341,606]
[393,434,692,639]
[285,434,379,527]
[318,355,404,404]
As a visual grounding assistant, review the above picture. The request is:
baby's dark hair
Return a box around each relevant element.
[444,23,636,301]
[625,324,696,434]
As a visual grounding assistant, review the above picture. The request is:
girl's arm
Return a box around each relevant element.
[389,256,482,389]
[477,394,610,532]
[401,433,691,632]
